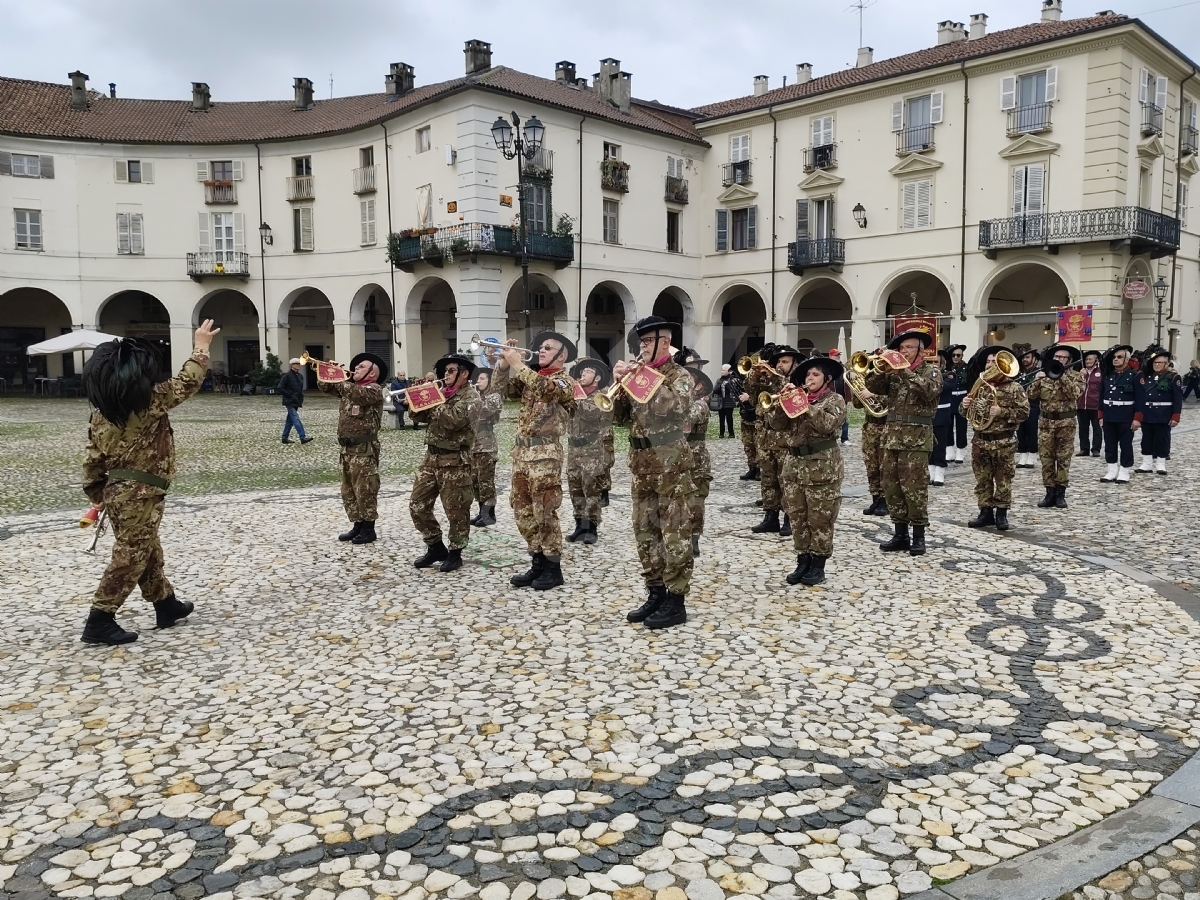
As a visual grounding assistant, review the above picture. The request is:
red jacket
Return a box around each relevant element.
[1077,367,1102,411]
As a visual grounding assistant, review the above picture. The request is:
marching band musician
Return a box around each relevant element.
[961,346,1029,531]
[617,316,696,630]
[1134,347,1183,475]
[1014,346,1042,469]
[928,349,955,487]
[751,345,801,536]
[468,367,502,528]
[948,344,970,463]
[773,355,847,587]
[409,354,480,571]
[740,342,776,484]
[492,330,577,591]
[1099,344,1137,484]
[866,330,941,557]
[685,365,714,558]
[565,358,615,546]
[1027,344,1084,509]
[854,348,889,517]
[322,350,389,546]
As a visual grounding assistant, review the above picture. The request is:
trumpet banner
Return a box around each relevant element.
[573,381,588,401]
[406,383,446,413]
[892,315,938,359]
[1057,308,1093,343]
[623,365,665,404]
[778,389,811,419]
[314,361,347,384]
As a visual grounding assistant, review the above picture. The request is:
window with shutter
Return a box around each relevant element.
[0,152,11,176]
[1044,66,1058,102]
[891,100,903,132]
[901,181,932,231]
[796,199,809,241]
[116,213,131,253]
[1191,101,1198,130]
[197,212,211,251]
[747,205,757,249]
[141,161,154,184]
[812,116,833,147]
[12,154,40,177]
[1155,76,1169,111]
[929,92,943,124]
[196,160,210,181]
[1000,76,1017,111]
[114,160,129,183]
[232,159,243,181]
[360,198,377,245]
[730,134,750,163]
[127,160,142,183]
[1178,180,1189,228]
[232,212,245,252]
[603,199,619,243]
[294,207,314,251]
[915,180,932,229]
[715,209,728,252]
[130,214,144,255]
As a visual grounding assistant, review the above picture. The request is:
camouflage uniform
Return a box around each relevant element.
[613,359,695,595]
[865,360,942,526]
[772,391,847,557]
[853,396,887,498]
[966,380,1030,507]
[491,365,575,556]
[747,367,786,510]
[83,349,208,613]
[469,390,503,506]
[320,378,385,523]
[687,400,712,536]
[567,392,614,525]
[409,383,479,550]
[740,418,759,469]
[1027,370,1084,487]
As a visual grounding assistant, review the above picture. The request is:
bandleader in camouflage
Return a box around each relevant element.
[1027,344,1084,509]
[468,367,502,528]
[961,345,1030,531]
[566,358,614,546]
[321,350,388,545]
[853,347,889,516]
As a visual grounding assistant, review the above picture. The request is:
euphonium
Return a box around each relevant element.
[845,368,888,417]
[963,350,1020,429]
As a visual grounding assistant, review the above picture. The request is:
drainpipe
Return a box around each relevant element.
[768,106,778,327]
[255,143,269,357]
[1169,68,1196,328]
[381,123,400,356]
[577,117,585,345]
[959,62,969,323]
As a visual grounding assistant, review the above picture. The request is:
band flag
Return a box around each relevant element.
[1057,307,1093,343]
[573,381,588,401]
[891,315,938,359]
[405,382,446,413]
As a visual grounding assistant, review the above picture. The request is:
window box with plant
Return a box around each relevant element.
[601,159,630,193]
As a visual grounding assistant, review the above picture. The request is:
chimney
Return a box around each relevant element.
[555,61,577,85]
[191,82,211,111]
[855,47,874,67]
[294,77,314,110]
[753,75,769,96]
[386,62,414,97]
[595,58,620,105]
[796,63,813,84]
[937,20,967,44]
[464,39,492,75]
[969,13,988,38]
[68,71,88,110]
[108,83,116,98]
[1041,0,1063,21]
[611,71,632,114]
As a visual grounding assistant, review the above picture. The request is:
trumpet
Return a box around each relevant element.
[469,334,535,361]
[593,360,647,412]
[387,378,445,402]
[757,386,811,417]
[737,353,782,379]
[851,349,909,376]
[963,350,1019,429]
[299,351,346,372]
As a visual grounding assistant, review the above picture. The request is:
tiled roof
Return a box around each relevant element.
[0,66,706,146]
[692,14,1134,120]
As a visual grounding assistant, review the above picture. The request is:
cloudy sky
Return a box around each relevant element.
[4,0,1199,109]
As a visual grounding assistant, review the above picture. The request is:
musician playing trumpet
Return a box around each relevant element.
[1026,344,1084,508]
[961,346,1029,531]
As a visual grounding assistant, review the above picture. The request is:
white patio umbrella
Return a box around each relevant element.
[838,326,849,361]
[24,329,120,355]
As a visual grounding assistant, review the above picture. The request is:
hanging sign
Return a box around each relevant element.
[1057,307,1094,343]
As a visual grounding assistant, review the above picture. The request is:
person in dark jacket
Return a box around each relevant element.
[389,370,411,429]
[1076,350,1103,456]
[1099,344,1137,483]
[928,349,955,486]
[1014,346,1041,468]
[714,365,741,438]
[1134,347,1184,475]
[1182,360,1200,401]
[278,358,313,444]
[948,345,969,463]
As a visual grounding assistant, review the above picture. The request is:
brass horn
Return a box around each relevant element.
[845,368,888,417]
[469,334,535,361]
[963,350,1019,429]
[737,352,761,376]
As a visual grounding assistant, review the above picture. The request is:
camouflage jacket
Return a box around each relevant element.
[688,399,712,480]
[968,379,1030,439]
[865,360,941,451]
[83,350,208,504]
[491,364,575,464]
[568,391,614,458]
[613,358,694,476]
[767,390,846,485]
[468,390,503,455]
[412,382,478,467]
[747,367,789,451]
[320,378,385,443]
[1026,368,1084,415]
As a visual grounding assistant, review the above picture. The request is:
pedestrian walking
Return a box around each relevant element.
[278,358,313,444]
[390,370,410,429]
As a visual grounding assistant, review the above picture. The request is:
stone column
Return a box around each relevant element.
[334,321,364,367]
[169,323,194,373]
[455,261,506,351]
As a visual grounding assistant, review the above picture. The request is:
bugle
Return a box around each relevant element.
[851,349,909,376]
[963,350,1019,429]
[737,353,782,379]
[469,334,535,361]
[757,386,810,418]
[299,351,350,384]
[593,360,665,411]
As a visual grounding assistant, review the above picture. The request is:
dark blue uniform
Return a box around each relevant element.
[1135,371,1183,467]
[951,364,969,457]
[929,369,956,472]
[1100,368,1138,468]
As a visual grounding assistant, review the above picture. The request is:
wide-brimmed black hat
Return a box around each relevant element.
[570,357,613,390]
[675,346,709,367]
[769,345,804,365]
[530,330,577,364]
[687,366,713,396]
[1044,344,1082,365]
[887,329,933,350]
[349,352,389,384]
[434,353,477,381]
[936,348,953,368]
[963,345,1011,388]
[1146,346,1173,362]
[630,316,682,351]
[791,355,844,387]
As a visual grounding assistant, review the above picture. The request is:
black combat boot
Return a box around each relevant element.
[872,497,890,516]
[863,496,881,516]
[511,552,545,587]
[531,556,564,591]
[439,548,463,572]
[338,522,362,542]
[786,554,812,585]
[779,514,792,538]
[879,522,911,552]
[909,526,926,556]
[470,506,484,527]
[154,594,194,629]
[477,505,496,527]
[352,521,377,544]
[414,540,449,569]
[968,508,995,528]
[81,609,138,645]
[751,510,781,534]
[740,467,757,480]
[581,522,598,545]
[627,585,666,623]
[994,508,1010,531]
[645,592,687,629]
[691,534,700,557]
[566,517,586,542]
[601,490,610,507]
[1055,485,1068,509]
[1036,486,1056,508]
[800,555,827,585]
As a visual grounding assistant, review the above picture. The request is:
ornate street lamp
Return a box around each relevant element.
[491,112,545,348]
[852,203,868,228]
[258,221,273,245]
[1153,277,1169,346]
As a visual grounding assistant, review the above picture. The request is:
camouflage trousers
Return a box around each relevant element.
[861,422,886,498]
[758,447,784,511]
[92,495,173,613]
[340,441,380,523]
[972,437,1016,508]
[512,458,564,556]
[781,467,842,557]
[471,451,498,506]
[410,456,474,550]
[1038,418,1076,487]
[567,451,607,525]
[689,472,712,535]
[881,449,929,527]
[741,420,758,468]
[632,470,695,595]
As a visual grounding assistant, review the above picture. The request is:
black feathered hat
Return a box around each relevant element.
[1044,344,1082,366]
[888,329,933,350]
[570,357,613,390]
[349,352,389,384]
[687,366,713,397]
[791,355,844,388]
[675,346,709,367]
[530,330,577,364]
[82,337,169,427]
[630,316,682,351]
[434,353,477,381]
[768,345,804,366]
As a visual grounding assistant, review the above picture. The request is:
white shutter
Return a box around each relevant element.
[1179,180,1189,228]
[114,159,128,183]
[1156,76,1169,110]
[232,159,244,181]
[930,91,944,124]
[1139,69,1149,103]
[715,209,728,251]
[1044,67,1058,102]
[1012,166,1027,217]
[796,199,809,240]
[130,214,144,254]
[116,213,130,253]
[361,198,377,244]
[196,160,210,181]
[1191,101,1198,130]
[916,180,932,229]
[232,212,245,252]
[747,205,757,249]
[901,182,917,230]
[39,156,54,178]
[1025,165,1045,216]
[197,212,211,251]
[731,134,749,162]
[141,161,154,184]
[812,116,832,146]
[300,207,314,250]
[891,99,904,132]
[1000,76,1017,110]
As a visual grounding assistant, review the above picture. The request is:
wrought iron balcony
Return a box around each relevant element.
[665,175,689,204]
[287,175,315,201]
[352,165,376,194]
[204,181,236,204]
[523,148,554,180]
[787,238,846,274]
[802,145,837,172]
[1007,103,1053,137]
[600,159,629,193]
[1184,126,1199,157]
[896,124,935,155]
[386,223,574,271]
[978,206,1180,259]
[721,160,752,186]
[187,251,250,280]
[1141,102,1164,137]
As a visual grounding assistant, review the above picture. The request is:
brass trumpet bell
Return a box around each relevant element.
[593,382,621,412]
[469,333,535,361]
[737,353,761,376]
[757,390,777,413]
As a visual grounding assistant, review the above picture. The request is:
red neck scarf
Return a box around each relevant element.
[806,385,830,403]
[444,384,459,397]
[538,364,563,376]
[581,383,598,396]
[649,353,671,369]
[907,355,923,372]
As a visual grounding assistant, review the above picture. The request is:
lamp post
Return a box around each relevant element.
[491,111,545,348]
[1153,276,1169,346]
[258,222,273,355]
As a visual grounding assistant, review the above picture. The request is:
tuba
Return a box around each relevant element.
[963,350,1019,429]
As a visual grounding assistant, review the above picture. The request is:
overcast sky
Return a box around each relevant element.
[4,0,1199,110]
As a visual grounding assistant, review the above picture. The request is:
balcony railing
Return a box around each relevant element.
[204,181,236,204]
[352,166,376,194]
[187,251,250,280]
[721,160,752,186]
[1007,103,1053,137]
[386,223,574,270]
[787,238,846,274]
[287,175,315,201]
[896,124,935,155]
[523,147,554,180]
[979,206,1180,258]
[600,159,629,193]
[665,175,689,204]
[802,145,837,172]
[1142,102,1164,136]
[1183,125,1199,157]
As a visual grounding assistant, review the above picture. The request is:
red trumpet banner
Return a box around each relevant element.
[572,381,588,401]
[1057,307,1093,343]
[778,388,811,419]
[405,383,446,413]
[622,365,666,404]
[314,361,347,384]
[891,315,938,359]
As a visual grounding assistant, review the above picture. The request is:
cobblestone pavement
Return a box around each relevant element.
[2,406,1200,900]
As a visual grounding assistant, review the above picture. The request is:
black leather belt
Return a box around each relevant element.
[975,430,1015,441]
[109,468,171,490]
[338,432,379,447]
[889,414,932,426]
[516,435,557,448]
[630,430,684,450]
[864,416,888,425]
[428,445,466,454]
[569,436,597,448]
[1041,410,1076,420]
[687,432,705,443]
[790,439,837,457]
